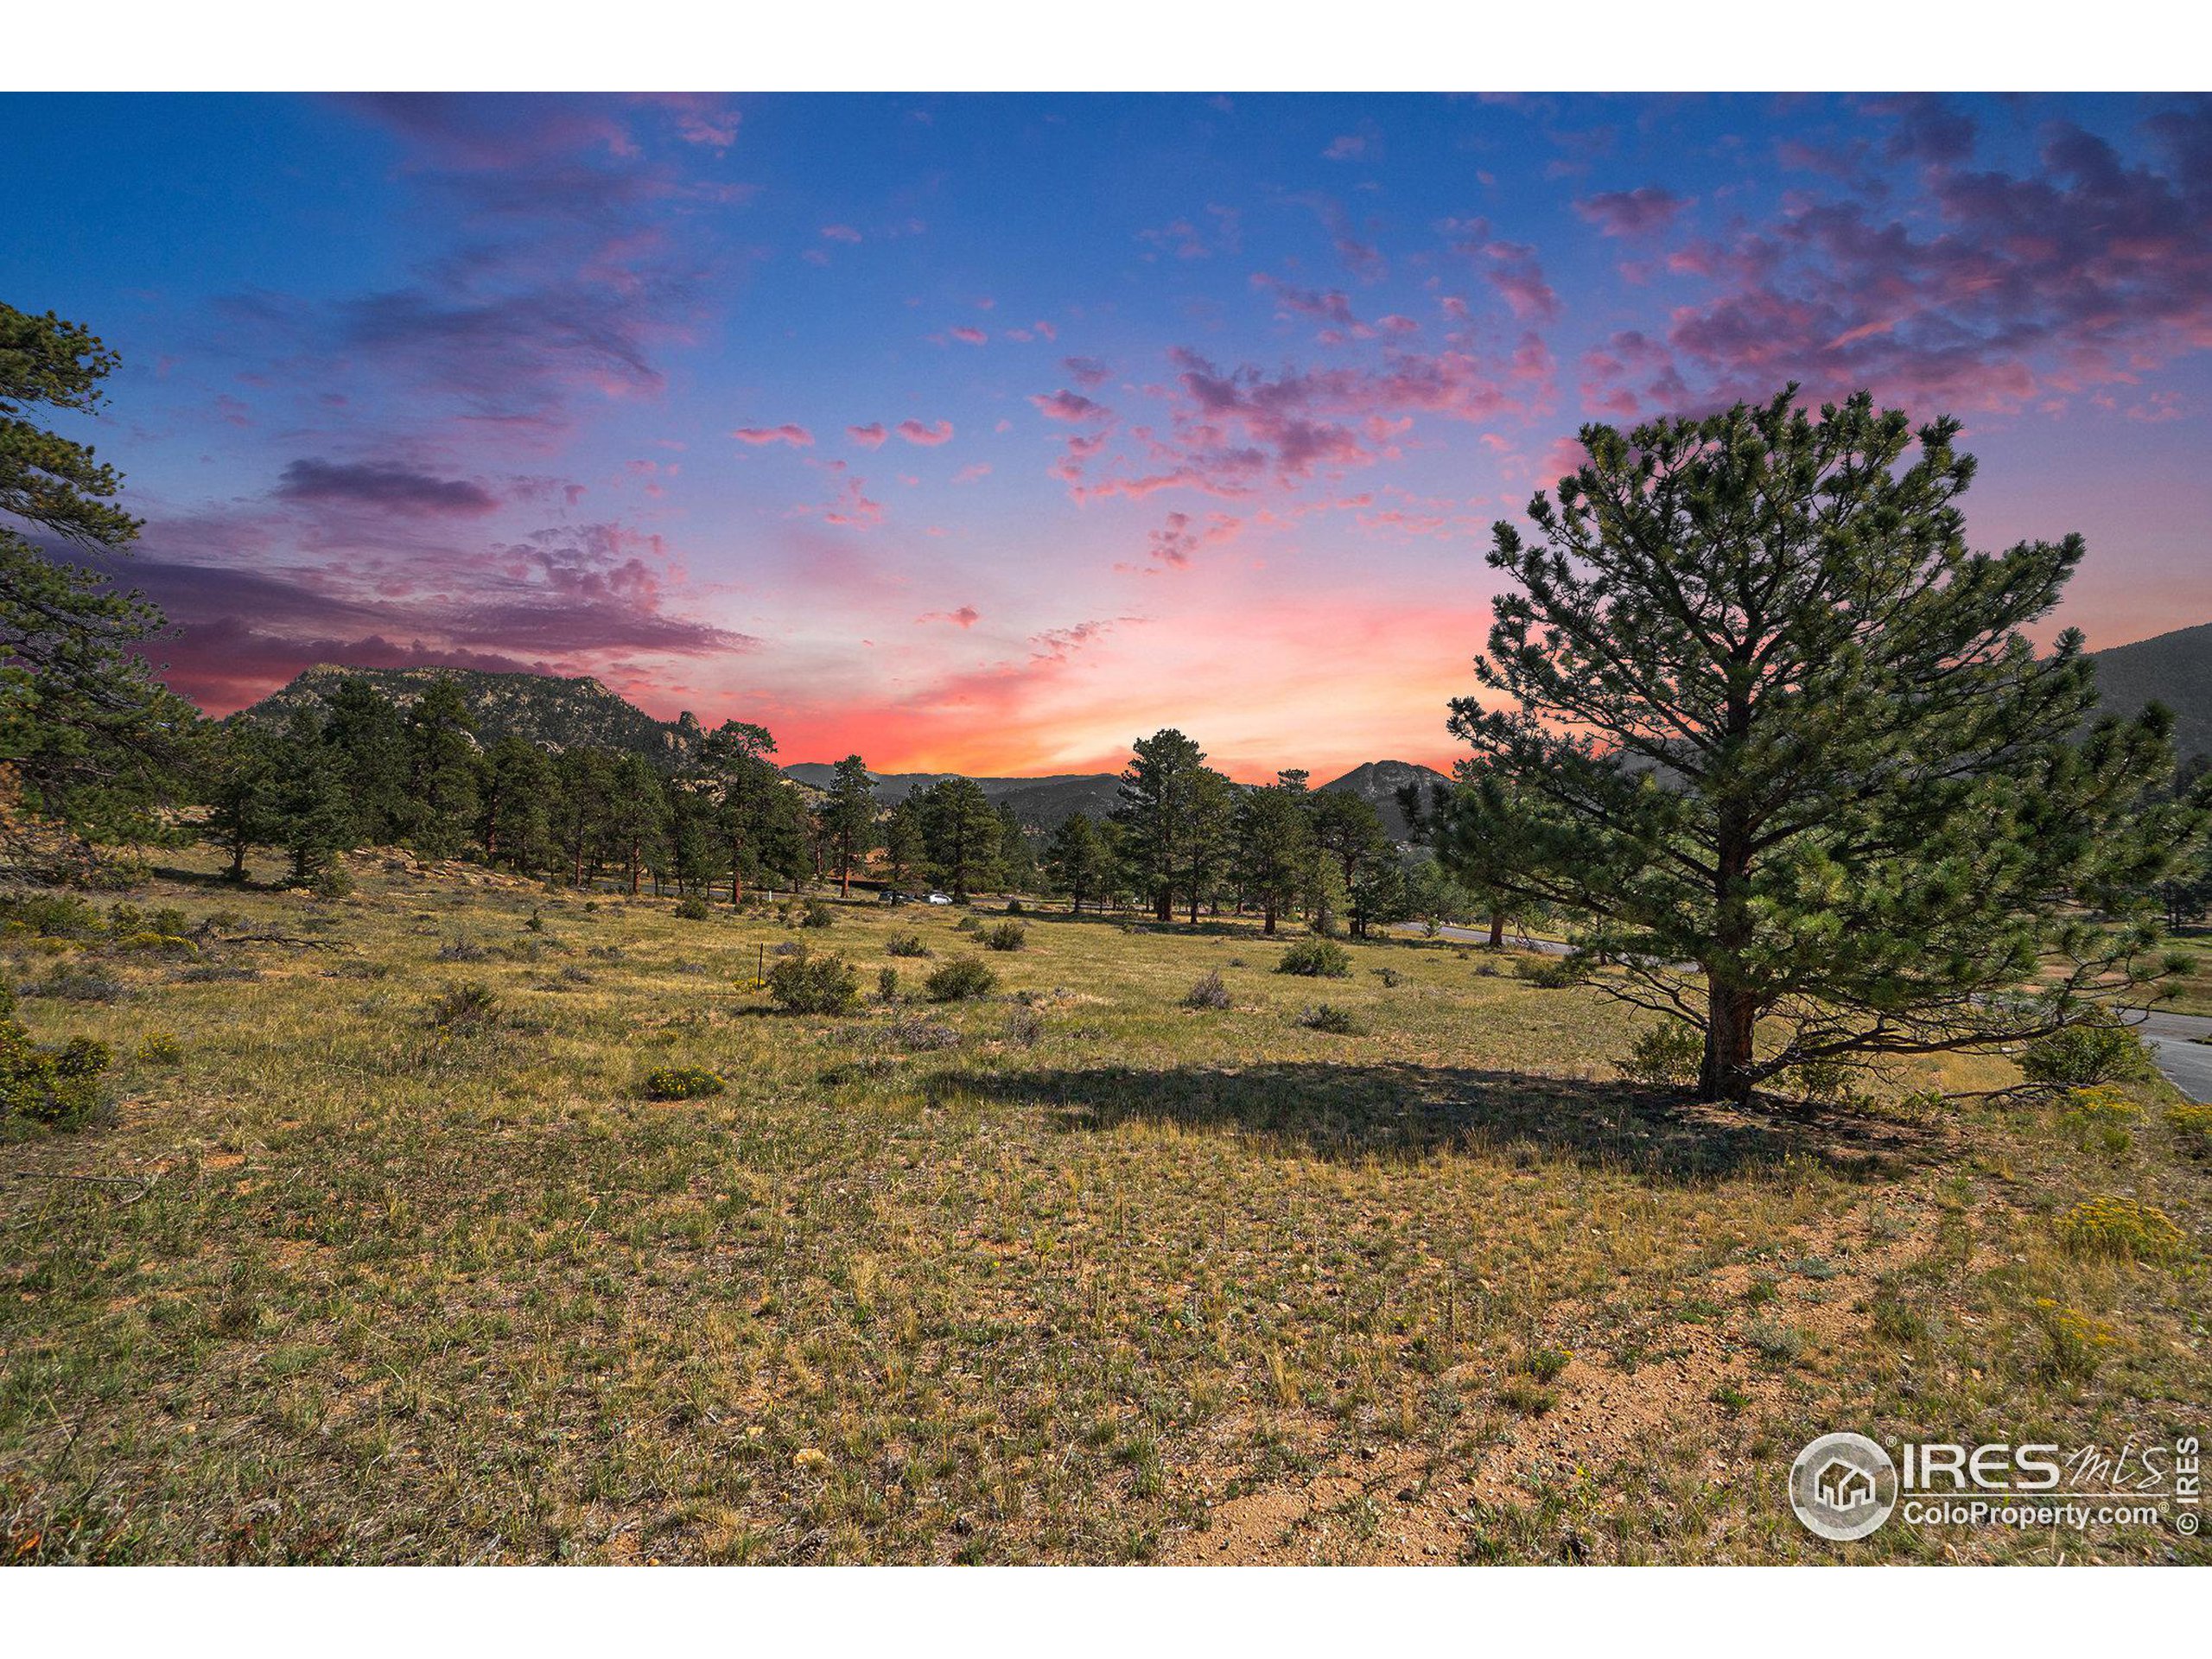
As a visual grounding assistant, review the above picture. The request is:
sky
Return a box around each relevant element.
[5,92,2210,781]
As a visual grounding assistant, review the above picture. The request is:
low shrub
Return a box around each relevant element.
[1,984,110,1128]
[426,982,501,1030]
[1296,1002,1360,1035]
[115,931,196,956]
[673,894,712,921]
[766,947,862,1014]
[178,963,258,984]
[2057,1085,2141,1155]
[800,899,836,929]
[1275,938,1351,978]
[877,966,899,1003]
[1514,957,1585,989]
[1517,1345,1573,1383]
[437,936,486,963]
[980,921,1028,952]
[0,892,100,938]
[23,969,124,1003]
[924,957,998,1001]
[1003,899,1027,916]
[136,1032,185,1065]
[2054,1197,2185,1262]
[1618,1020,1702,1087]
[2020,1007,2157,1089]
[2028,1298,2117,1382]
[1743,1316,1806,1364]
[1183,969,1231,1010]
[2165,1102,2212,1154]
[642,1065,725,1101]
[308,866,354,900]
[885,933,931,958]
[887,1016,961,1051]
[1005,1003,1043,1046]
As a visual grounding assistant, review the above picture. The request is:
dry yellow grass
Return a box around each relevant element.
[3,851,2206,1563]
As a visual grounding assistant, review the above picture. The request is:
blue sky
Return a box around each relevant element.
[6,92,2209,776]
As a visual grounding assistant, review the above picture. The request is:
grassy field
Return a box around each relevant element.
[3,852,2208,1564]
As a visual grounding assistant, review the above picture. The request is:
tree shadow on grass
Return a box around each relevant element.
[940,1061,1942,1185]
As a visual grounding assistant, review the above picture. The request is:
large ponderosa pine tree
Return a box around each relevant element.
[820,754,877,897]
[1232,776,1316,936]
[2,302,197,870]
[1113,728,1206,922]
[1439,388,2209,1104]
[1046,811,1110,914]
[918,777,1002,900]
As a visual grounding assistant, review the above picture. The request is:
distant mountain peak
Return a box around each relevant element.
[241,664,703,764]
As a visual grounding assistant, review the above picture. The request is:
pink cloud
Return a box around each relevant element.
[820,224,863,243]
[895,418,955,446]
[1030,388,1111,423]
[846,423,888,448]
[918,606,981,628]
[1573,186,1688,238]
[948,326,988,346]
[732,423,812,447]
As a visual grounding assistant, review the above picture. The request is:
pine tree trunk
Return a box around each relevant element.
[1700,982,1759,1104]
[1154,890,1173,922]
[1263,903,1277,937]
[1488,910,1504,948]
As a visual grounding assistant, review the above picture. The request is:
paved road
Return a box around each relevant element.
[1389,922,1570,955]
[2129,1008,2212,1103]
[1391,925,2212,1103]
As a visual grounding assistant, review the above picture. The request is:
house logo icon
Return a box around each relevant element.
[1790,1433,1897,1541]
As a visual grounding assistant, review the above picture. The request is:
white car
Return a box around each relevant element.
[926,891,953,905]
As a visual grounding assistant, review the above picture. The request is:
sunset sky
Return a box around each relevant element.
[6,92,2210,779]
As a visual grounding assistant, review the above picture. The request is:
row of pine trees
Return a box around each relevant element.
[196,677,1464,931]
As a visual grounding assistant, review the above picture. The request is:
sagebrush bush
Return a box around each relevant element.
[642,1065,725,1101]
[1296,1002,1360,1035]
[800,899,836,929]
[673,894,711,921]
[438,936,486,962]
[766,948,862,1014]
[1618,1020,1702,1086]
[2019,1008,2157,1088]
[2054,1197,2185,1262]
[178,963,258,983]
[981,921,1028,952]
[887,1015,961,1051]
[1183,969,1231,1010]
[924,957,998,1001]
[1004,1003,1043,1046]
[24,969,124,1003]
[426,982,501,1029]
[1275,938,1350,978]
[136,1032,185,1065]
[115,931,196,956]
[885,933,931,958]
[876,966,899,1003]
